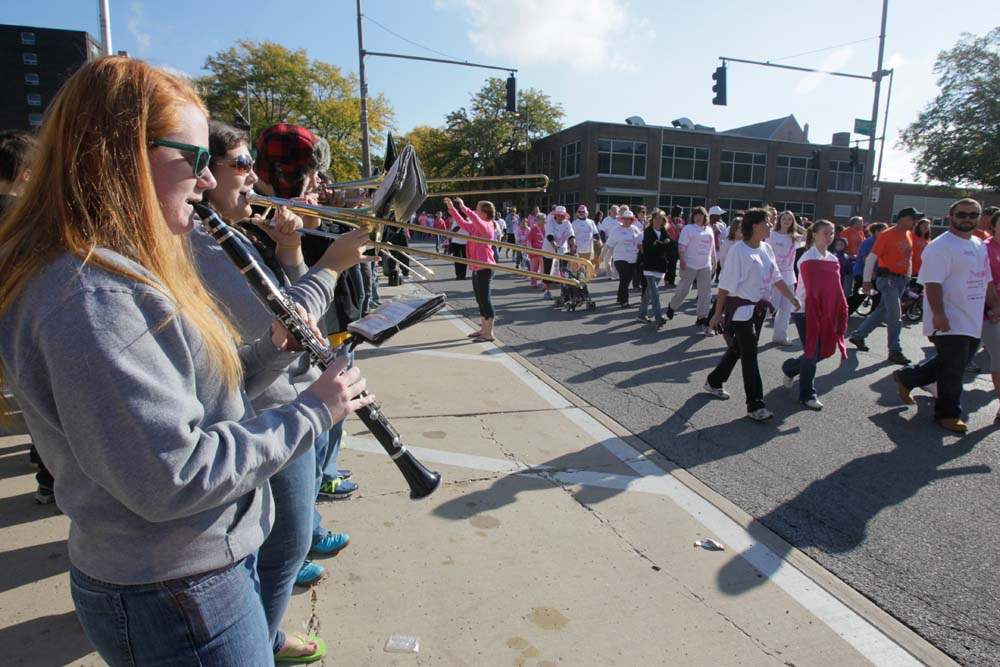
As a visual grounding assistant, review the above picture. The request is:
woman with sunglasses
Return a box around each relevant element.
[0,57,374,665]
[193,120,372,663]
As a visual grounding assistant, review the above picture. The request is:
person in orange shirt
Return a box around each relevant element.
[848,206,921,364]
[912,217,931,276]
[974,205,997,240]
[842,216,867,257]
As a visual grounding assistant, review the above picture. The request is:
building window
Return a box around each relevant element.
[716,198,764,215]
[21,32,36,45]
[660,145,709,182]
[776,155,818,190]
[24,73,40,86]
[596,194,648,212]
[535,150,556,180]
[28,113,43,127]
[22,52,38,66]
[598,139,646,177]
[26,93,42,107]
[657,194,707,215]
[560,141,581,178]
[557,191,580,208]
[829,160,863,193]
[772,201,816,219]
[719,151,766,185]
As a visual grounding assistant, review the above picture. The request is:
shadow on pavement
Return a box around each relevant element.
[717,407,993,596]
[0,492,60,531]
[0,610,93,666]
[0,540,70,594]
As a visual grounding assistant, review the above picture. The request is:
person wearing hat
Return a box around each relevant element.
[847,206,922,365]
[542,205,575,299]
[572,204,599,262]
[605,208,643,307]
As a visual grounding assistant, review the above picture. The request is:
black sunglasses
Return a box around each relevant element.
[151,138,211,177]
[952,211,981,220]
[215,153,254,175]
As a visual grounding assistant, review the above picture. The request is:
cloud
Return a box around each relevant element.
[127,2,152,54]
[795,46,854,94]
[885,52,908,70]
[441,0,639,71]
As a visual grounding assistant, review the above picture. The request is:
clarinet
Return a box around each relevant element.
[194,203,441,499]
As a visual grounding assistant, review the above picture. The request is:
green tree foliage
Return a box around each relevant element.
[196,41,394,179]
[899,27,1000,189]
[403,77,564,180]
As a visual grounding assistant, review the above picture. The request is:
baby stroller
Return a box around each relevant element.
[556,255,596,312]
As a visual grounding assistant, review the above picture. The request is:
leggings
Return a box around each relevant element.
[614,260,636,304]
[472,268,495,319]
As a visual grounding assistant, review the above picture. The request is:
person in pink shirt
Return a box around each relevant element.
[513,215,530,269]
[983,210,1000,422]
[444,196,498,341]
[527,213,546,288]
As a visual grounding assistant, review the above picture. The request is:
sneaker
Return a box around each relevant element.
[311,531,350,556]
[666,306,675,320]
[800,398,824,411]
[747,407,775,422]
[935,417,968,434]
[655,318,667,329]
[34,486,55,505]
[620,302,630,309]
[295,560,325,586]
[773,339,794,347]
[543,291,552,300]
[891,371,915,406]
[336,469,352,480]
[318,477,358,500]
[694,317,707,327]
[703,382,730,400]
[887,352,911,365]
[638,315,651,323]
[848,336,869,352]
[782,374,795,390]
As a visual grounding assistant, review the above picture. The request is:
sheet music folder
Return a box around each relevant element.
[347,293,447,347]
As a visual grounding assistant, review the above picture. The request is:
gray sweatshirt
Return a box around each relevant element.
[0,249,333,584]
[189,225,338,411]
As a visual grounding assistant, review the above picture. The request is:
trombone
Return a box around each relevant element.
[246,192,595,288]
[324,173,550,198]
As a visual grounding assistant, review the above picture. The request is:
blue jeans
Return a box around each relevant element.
[257,447,315,653]
[71,556,272,666]
[638,276,662,320]
[782,313,818,403]
[851,274,906,353]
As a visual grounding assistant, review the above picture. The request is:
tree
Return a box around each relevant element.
[899,27,1000,189]
[196,41,394,180]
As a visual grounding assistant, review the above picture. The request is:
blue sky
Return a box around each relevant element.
[4,1,999,183]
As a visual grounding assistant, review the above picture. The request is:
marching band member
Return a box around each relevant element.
[0,57,372,666]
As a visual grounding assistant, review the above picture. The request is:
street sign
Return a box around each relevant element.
[854,118,874,136]
[870,186,880,203]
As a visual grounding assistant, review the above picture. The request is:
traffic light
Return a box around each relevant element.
[506,74,517,113]
[711,65,727,106]
[849,146,859,168]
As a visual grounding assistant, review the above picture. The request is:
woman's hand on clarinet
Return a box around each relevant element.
[308,357,375,422]
[315,227,375,275]
[269,304,322,352]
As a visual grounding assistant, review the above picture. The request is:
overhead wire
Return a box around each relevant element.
[363,14,466,63]
[768,36,879,63]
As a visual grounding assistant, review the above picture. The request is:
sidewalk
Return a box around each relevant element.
[0,281,954,666]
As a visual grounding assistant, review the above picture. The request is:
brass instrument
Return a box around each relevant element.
[247,192,595,288]
[322,173,549,198]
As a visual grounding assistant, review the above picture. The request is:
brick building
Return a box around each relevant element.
[0,24,101,132]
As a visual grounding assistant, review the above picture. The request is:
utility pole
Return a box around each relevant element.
[98,0,112,56]
[863,0,889,220]
[356,0,372,178]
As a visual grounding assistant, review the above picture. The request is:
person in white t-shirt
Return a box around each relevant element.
[598,205,620,278]
[894,198,1000,434]
[571,205,599,262]
[780,220,845,410]
[605,208,643,307]
[704,208,798,422]
[667,206,716,330]
[769,210,805,345]
[542,205,575,299]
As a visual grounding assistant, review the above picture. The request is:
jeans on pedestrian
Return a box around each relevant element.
[781,312,818,403]
[614,260,636,304]
[256,446,315,653]
[669,266,713,318]
[851,274,906,353]
[638,276,662,320]
[897,334,979,419]
[70,555,272,667]
[707,318,765,411]
[30,445,54,489]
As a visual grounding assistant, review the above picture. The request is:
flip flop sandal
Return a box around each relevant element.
[275,633,327,664]
[467,332,483,338]
[474,336,495,342]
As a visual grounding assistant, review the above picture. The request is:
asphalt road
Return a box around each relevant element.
[404,244,1000,666]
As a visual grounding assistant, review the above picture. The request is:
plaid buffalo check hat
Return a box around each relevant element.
[254,123,319,198]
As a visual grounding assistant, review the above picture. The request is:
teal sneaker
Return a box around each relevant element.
[294,560,325,587]
[311,531,350,556]
[318,477,357,499]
